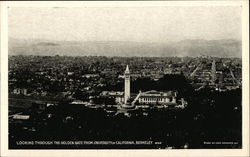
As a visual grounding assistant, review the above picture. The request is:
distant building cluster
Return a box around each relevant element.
[8,55,241,104]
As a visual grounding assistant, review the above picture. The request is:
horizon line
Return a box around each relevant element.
[8,37,242,43]
[8,54,242,59]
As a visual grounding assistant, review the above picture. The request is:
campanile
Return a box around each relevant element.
[124,65,130,104]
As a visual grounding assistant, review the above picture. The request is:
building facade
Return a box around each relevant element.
[138,90,177,104]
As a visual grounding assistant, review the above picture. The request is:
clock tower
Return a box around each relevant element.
[124,65,130,104]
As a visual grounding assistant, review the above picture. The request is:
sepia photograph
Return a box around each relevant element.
[0,1,249,157]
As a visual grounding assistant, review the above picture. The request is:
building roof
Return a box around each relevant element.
[140,90,175,97]
[139,95,173,99]
[125,65,130,73]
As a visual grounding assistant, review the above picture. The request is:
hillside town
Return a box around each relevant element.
[8,55,242,149]
[9,55,241,101]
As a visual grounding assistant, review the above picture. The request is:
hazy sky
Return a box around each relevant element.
[8,6,242,42]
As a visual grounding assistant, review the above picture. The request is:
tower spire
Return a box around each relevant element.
[125,64,129,73]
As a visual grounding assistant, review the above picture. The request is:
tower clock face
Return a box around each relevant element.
[125,74,130,79]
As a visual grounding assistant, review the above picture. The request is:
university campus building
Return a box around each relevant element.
[101,65,187,108]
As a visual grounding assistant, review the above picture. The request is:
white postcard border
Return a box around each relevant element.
[1,1,249,157]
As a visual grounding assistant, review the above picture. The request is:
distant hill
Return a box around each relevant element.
[9,38,242,58]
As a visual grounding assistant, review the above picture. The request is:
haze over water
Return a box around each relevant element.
[9,7,241,42]
[8,6,242,57]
